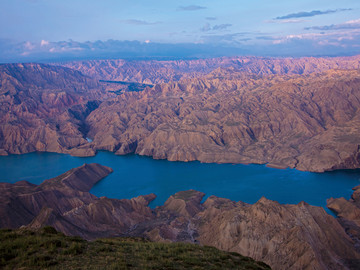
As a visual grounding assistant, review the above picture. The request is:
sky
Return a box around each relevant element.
[0,0,360,62]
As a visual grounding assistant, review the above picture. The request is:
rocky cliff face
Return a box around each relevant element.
[1,166,359,270]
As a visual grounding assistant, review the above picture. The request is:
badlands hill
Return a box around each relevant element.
[0,63,105,156]
[0,56,360,172]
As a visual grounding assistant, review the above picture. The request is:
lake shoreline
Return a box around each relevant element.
[1,151,359,216]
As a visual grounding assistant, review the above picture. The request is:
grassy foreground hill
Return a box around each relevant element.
[0,227,270,270]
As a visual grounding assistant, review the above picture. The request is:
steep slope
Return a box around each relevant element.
[0,63,106,156]
[87,69,360,172]
[0,164,113,231]
[327,184,360,251]
[142,190,359,270]
[1,166,359,269]
[0,163,156,240]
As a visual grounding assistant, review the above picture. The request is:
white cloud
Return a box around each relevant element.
[305,18,360,31]
[24,41,35,50]
[40,40,49,46]
[270,28,360,50]
[201,23,232,32]
[120,19,161,25]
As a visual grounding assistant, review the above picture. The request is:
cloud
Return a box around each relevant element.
[256,36,278,40]
[0,39,246,63]
[265,19,306,24]
[269,28,360,47]
[305,18,360,31]
[24,41,35,50]
[40,40,49,46]
[275,8,352,20]
[200,33,246,44]
[201,23,232,32]
[1,30,360,63]
[206,17,217,21]
[120,19,161,25]
[251,30,360,57]
[213,24,232,31]
[178,5,206,11]
[201,23,211,32]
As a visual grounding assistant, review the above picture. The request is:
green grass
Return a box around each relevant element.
[0,227,271,269]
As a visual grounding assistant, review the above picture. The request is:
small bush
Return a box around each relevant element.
[41,226,58,235]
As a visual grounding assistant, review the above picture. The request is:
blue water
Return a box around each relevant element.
[1,151,360,214]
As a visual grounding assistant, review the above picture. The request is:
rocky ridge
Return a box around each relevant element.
[1,165,359,269]
[86,68,360,172]
[1,57,360,172]
[61,55,360,84]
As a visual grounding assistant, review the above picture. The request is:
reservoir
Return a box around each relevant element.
[1,151,360,214]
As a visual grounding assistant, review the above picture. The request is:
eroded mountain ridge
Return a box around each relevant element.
[1,56,360,172]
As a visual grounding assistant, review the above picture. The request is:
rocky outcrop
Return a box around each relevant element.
[327,185,360,251]
[0,164,156,240]
[0,164,113,230]
[196,196,358,270]
[137,191,360,270]
[1,166,360,269]
[0,163,155,239]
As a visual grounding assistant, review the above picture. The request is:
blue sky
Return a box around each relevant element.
[1,0,360,62]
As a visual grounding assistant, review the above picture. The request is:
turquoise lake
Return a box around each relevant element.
[1,151,360,214]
